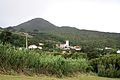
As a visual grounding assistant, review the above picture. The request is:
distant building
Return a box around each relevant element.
[59,44,66,48]
[105,47,112,50]
[56,40,70,49]
[56,40,81,51]
[28,45,42,49]
[73,46,81,51]
[39,43,44,46]
[96,48,103,51]
[28,45,37,49]
[38,46,42,49]
[65,40,69,48]
[70,46,81,51]
[117,50,120,54]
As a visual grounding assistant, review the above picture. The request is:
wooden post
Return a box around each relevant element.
[25,33,28,49]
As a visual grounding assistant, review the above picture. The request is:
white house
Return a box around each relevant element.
[28,45,37,49]
[73,46,81,51]
[38,46,42,49]
[28,44,43,49]
[39,43,44,46]
[70,46,81,51]
[105,47,112,50]
[117,50,120,54]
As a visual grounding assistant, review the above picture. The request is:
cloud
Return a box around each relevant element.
[0,0,120,33]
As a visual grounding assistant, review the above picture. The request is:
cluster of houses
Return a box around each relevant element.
[28,40,81,51]
[97,47,120,54]
[27,40,120,54]
[56,40,81,51]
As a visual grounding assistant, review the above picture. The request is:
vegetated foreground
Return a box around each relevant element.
[0,74,119,80]
[0,29,120,79]
[0,44,90,77]
[0,43,120,78]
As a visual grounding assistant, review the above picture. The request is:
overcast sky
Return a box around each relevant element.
[0,0,120,33]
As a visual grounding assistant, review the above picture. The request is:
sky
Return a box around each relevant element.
[0,0,120,33]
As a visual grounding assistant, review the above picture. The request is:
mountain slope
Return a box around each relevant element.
[13,18,120,48]
[50,26,120,48]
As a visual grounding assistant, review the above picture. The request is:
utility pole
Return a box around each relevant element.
[25,33,28,49]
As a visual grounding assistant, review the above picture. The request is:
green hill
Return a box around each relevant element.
[14,18,57,32]
[13,18,120,48]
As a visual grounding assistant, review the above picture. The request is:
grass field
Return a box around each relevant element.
[0,74,119,80]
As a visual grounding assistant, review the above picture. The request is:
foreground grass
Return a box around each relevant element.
[0,74,119,80]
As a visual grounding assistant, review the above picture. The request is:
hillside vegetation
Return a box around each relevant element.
[13,18,120,48]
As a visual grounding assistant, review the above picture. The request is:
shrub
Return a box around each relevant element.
[70,52,87,59]
[90,54,120,78]
[0,44,90,77]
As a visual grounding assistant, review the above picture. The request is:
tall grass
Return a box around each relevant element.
[90,54,120,78]
[0,44,90,77]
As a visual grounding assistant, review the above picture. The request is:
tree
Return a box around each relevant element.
[5,27,16,32]
[0,30,13,45]
[0,27,2,29]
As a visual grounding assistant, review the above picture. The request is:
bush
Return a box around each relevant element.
[0,44,90,77]
[90,54,120,78]
[70,52,87,59]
